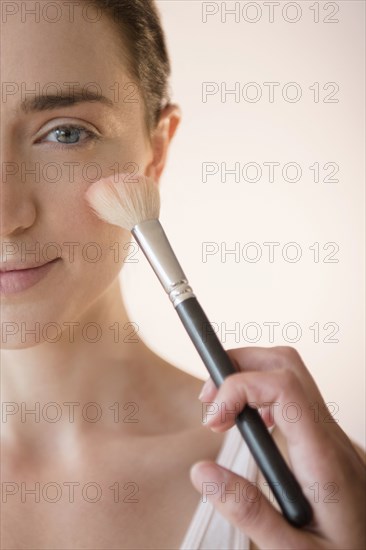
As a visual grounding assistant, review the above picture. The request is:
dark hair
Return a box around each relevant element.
[93,0,171,131]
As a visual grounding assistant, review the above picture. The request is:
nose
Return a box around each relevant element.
[0,164,37,238]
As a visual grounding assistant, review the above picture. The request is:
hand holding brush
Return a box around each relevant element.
[84,172,313,528]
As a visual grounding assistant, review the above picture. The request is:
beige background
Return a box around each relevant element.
[121,1,365,446]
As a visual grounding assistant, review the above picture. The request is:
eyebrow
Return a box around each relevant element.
[20,90,116,114]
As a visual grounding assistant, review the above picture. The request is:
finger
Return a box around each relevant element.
[199,347,325,432]
[198,376,217,402]
[227,346,323,399]
[204,368,326,446]
[199,347,321,407]
[198,376,282,429]
[227,346,343,437]
[190,460,319,550]
[201,365,350,528]
[258,403,276,428]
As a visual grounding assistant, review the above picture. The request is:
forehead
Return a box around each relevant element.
[1,0,131,92]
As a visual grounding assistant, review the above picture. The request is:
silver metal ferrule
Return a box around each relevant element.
[132,219,195,307]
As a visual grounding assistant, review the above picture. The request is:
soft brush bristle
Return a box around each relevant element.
[85,173,160,231]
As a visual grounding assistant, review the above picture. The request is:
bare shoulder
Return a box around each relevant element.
[132,350,216,435]
[137,355,227,463]
[151,358,209,430]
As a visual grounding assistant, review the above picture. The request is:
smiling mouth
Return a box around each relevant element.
[0,258,61,296]
[0,257,61,272]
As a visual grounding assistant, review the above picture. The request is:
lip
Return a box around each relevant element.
[0,258,61,296]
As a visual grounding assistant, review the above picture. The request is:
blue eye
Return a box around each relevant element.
[54,126,84,144]
[39,125,99,146]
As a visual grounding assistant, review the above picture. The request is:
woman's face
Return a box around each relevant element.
[1,1,156,348]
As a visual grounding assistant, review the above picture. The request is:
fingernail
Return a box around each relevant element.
[189,461,205,486]
[204,414,222,432]
[198,378,213,401]
[190,461,226,489]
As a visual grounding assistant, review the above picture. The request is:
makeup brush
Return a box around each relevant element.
[85,172,313,528]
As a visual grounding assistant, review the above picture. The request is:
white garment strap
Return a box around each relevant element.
[180,426,257,550]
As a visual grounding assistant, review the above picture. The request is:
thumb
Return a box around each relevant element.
[189,460,317,550]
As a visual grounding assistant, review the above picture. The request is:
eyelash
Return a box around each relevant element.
[37,124,100,148]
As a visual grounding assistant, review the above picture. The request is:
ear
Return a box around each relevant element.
[145,104,181,182]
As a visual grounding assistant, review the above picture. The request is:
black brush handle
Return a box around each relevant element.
[176,296,313,527]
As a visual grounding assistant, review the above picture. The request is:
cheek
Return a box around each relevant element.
[1,192,132,350]
[54,181,132,270]
[47,200,132,318]
[60,216,129,279]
